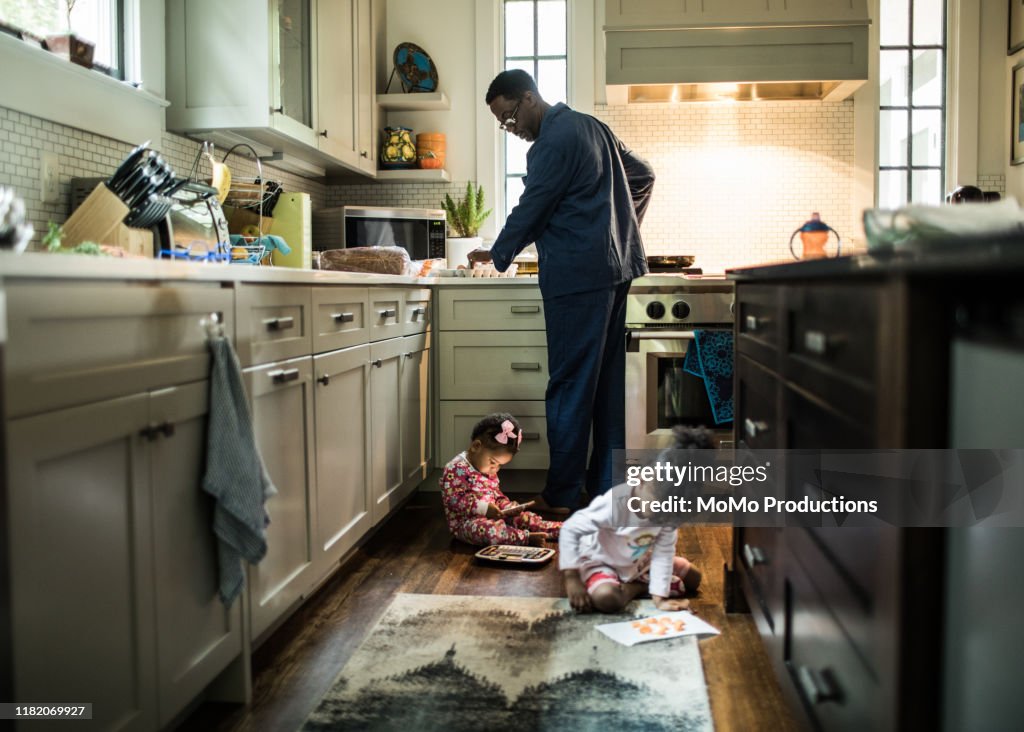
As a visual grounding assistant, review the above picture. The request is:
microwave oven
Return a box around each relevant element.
[341,206,446,260]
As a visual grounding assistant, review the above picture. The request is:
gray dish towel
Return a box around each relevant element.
[203,335,278,606]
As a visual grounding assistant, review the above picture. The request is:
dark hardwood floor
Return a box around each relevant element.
[180,489,798,732]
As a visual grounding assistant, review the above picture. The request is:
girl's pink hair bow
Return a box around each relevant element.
[494,419,522,447]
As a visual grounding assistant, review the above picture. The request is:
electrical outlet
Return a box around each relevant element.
[41,151,60,204]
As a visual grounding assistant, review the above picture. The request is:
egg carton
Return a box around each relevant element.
[434,263,519,278]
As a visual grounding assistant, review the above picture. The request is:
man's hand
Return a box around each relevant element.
[527,531,549,547]
[564,570,592,612]
[652,595,690,612]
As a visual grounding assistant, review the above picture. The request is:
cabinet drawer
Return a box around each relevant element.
[235,284,313,367]
[438,331,548,400]
[783,284,880,414]
[402,287,432,336]
[783,385,872,449]
[3,280,233,417]
[736,284,781,367]
[785,542,884,732]
[437,287,545,330]
[736,355,779,449]
[369,287,405,341]
[438,400,549,470]
[312,286,369,353]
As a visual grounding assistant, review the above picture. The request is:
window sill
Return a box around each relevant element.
[0,32,167,144]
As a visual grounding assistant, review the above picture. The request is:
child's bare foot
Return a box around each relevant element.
[528,532,549,547]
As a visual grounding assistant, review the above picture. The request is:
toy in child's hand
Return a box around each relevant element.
[474,544,556,564]
[500,501,535,517]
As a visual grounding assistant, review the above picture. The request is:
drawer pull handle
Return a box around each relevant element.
[379,308,397,319]
[264,316,295,331]
[521,431,541,441]
[510,305,540,314]
[271,368,300,384]
[744,418,770,439]
[139,424,159,441]
[797,666,841,705]
[412,306,427,317]
[372,359,383,368]
[317,374,330,386]
[745,314,759,331]
[511,362,542,371]
[333,312,355,323]
[743,543,767,568]
[804,330,829,355]
[158,421,175,438]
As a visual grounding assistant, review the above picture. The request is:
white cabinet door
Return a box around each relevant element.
[245,356,317,640]
[312,344,372,578]
[355,0,377,173]
[315,0,359,165]
[401,335,430,485]
[7,395,158,732]
[369,337,405,523]
[149,382,244,726]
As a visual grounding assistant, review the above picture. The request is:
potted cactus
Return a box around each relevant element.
[442,182,492,269]
[45,0,94,68]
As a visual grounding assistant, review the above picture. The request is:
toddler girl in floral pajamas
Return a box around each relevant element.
[441,413,561,547]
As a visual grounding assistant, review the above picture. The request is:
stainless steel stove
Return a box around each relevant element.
[625,275,735,448]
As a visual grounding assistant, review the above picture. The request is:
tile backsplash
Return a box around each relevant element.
[0,105,328,249]
[593,101,856,273]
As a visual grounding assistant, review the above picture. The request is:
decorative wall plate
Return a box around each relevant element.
[393,42,438,93]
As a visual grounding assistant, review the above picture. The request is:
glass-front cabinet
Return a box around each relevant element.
[166,0,378,177]
[275,0,313,130]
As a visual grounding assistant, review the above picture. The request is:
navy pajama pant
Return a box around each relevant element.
[541,281,632,509]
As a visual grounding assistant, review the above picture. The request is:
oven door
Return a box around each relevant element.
[626,329,730,449]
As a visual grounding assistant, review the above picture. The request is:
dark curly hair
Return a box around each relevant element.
[471,412,523,454]
[485,69,539,104]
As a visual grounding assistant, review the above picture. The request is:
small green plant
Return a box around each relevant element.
[43,221,63,251]
[442,182,492,238]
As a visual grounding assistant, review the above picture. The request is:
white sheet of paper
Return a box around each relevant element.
[596,611,721,647]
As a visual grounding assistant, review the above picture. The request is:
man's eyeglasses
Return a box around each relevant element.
[498,103,520,132]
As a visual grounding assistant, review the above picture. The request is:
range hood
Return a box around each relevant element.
[604,1,870,102]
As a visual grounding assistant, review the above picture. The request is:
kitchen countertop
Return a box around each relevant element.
[0,251,541,286]
[728,236,1024,281]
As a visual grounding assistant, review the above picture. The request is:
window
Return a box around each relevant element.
[502,0,567,215]
[878,0,946,206]
[0,0,124,78]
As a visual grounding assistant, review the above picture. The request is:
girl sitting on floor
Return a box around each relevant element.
[440,413,561,547]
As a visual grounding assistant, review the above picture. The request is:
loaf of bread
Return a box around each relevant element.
[319,246,413,275]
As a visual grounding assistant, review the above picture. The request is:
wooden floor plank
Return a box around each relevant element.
[179,492,799,732]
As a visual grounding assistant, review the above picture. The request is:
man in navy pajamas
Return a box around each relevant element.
[485,69,655,515]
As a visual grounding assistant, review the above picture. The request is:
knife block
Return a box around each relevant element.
[62,182,128,247]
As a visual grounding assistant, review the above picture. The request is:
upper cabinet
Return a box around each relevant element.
[166,0,378,177]
[605,0,868,28]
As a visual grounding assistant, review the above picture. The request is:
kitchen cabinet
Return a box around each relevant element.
[605,0,868,28]
[727,259,1001,732]
[244,355,317,641]
[166,0,378,177]
[400,333,430,486]
[2,280,242,731]
[312,343,372,580]
[434,284,549,469]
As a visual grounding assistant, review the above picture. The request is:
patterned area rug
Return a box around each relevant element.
[301,593,713,732]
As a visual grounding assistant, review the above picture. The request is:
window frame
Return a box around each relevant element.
[0,0,165,145]
[500,0,569,222]
[878,0,948,206]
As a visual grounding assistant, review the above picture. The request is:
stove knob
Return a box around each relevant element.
[646,301,666,319]
[672,301,691,319]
